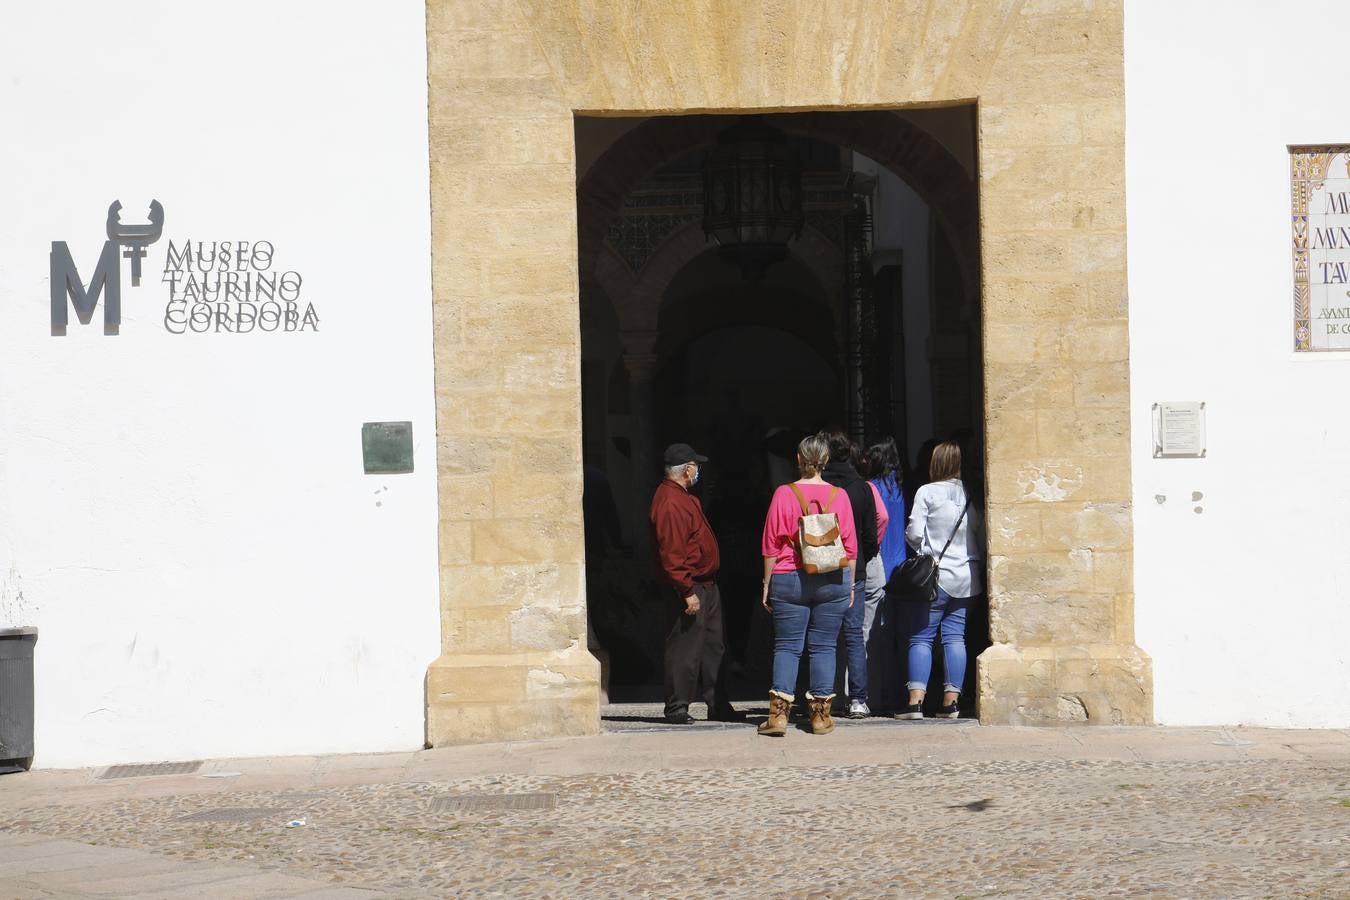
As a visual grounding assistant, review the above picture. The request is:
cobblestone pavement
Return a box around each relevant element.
[2,719,1349,898]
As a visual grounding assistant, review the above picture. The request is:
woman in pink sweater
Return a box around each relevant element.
[757,433,857,737]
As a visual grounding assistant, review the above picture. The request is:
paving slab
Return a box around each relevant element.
[1272,740,1350,761]
[0,841,129,875]
[27,855,196,891]
[0,837,391,898]
[0,833,59,849]
[314,752,416,775]
[133,871,373,898]
[52,864,281,895]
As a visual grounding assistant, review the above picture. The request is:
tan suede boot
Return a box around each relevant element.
[806,692,836,735]
[757,690,792,736]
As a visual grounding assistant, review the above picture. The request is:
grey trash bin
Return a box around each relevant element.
[0,627,37,773]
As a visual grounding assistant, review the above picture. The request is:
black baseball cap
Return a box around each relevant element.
[663,443,708,466]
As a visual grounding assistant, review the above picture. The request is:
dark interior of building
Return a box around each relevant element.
[576,109,986,714]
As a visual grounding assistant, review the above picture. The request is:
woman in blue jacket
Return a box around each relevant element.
[861,438,907,713]
[867,439,908,582]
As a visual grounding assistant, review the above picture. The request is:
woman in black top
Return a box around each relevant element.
[822,430,878,718]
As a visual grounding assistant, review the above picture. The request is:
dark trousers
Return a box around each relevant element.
[664,581,729,717]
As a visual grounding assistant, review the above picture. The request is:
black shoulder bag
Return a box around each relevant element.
[886,497,970,604]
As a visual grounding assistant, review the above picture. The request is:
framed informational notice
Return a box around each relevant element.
[1152,402,1206,459]
[1291,145,1350,351]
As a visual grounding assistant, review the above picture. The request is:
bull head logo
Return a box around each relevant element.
[106,199,164,286]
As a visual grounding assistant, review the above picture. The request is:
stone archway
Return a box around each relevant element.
[588,220,843,553]
[425,2,1151,743]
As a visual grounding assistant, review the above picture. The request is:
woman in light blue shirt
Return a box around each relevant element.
[898,440,984,720]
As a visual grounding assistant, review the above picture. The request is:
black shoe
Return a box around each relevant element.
[665,712,696,725]
[709,706,747,723]
[937,698,960,719]
[894,703,924,720]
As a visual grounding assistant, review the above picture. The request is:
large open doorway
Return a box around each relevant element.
[576,109,985,714]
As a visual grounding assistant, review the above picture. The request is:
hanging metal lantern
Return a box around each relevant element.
[702,119,804,277]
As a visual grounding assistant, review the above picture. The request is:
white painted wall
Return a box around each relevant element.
[0,1,440,766]
[1126,1,1350,726]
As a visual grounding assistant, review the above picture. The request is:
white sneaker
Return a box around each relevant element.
[848,699,870,719]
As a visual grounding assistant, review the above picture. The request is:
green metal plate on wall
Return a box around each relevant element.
[362,421,414,474]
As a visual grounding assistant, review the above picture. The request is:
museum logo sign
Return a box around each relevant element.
[50,201,320,336]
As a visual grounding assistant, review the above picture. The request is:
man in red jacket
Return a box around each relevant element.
[649,443,745,725]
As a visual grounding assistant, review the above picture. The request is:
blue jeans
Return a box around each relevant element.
[839,578,868,702]
[906,587,971,694]
[769,571,851,697]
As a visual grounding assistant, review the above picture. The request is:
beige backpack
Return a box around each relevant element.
[789,483,847,574]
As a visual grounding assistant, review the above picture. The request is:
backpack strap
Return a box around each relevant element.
[788,482,836,516]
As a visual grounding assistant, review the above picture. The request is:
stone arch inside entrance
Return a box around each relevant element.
[653,244,839,362]
[583,212,847,699]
